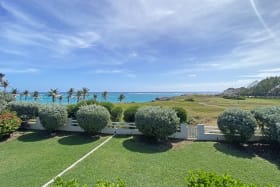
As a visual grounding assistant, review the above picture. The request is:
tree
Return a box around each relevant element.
[0,73,5,83]
[11,88,18,98]
[58,95,63,104]
[67,88,75,104]
[19,93,23,101]
[102,91,108,101]
[32,91,39,101]
[76,90,82,103]
[93,93,98,101]
[2,80,9,93]
[82,87,89,100]
[118,93,125,102]
[23,90,29,101]
[48,89,58,103]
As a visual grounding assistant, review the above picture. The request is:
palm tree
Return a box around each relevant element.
[23,90,29,101]
[118,93,125,102]
[76,90,82,103]
[0,73,5,83]
[82,87,89,100]
[2,80,9,93]
[11,88,18,98]
[32,91,39,101]
[58,95,63,104]
[48,89,58,103]
[67,88,75,104]
[93,93,98,101]
[102,91,108,101]
[20,93,23,101]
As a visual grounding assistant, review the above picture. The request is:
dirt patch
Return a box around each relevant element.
[171,140,193,150]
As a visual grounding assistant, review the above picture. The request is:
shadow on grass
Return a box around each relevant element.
[18,131,51,142]
[122,135,172,154]
[58,134,100,145]
[214,142,280,169]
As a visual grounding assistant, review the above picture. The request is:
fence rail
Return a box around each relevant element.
[27,118,264,141]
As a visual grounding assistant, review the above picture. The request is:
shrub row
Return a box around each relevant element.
[218,106,280,144]
[52,170,273,187]
[222,95,246,100]
[8,101,40,120]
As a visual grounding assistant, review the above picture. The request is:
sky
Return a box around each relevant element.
[0,0,280,92]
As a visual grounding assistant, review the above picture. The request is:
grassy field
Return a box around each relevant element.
[0,131,108,187]
[62,136,280,186]
[116,95,280,125]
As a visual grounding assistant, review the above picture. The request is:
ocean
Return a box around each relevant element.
[15,92,217,104]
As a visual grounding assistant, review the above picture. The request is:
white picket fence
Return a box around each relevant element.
[27,117,264,141]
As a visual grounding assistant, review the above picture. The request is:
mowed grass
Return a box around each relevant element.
[0,131,108,187]
[115,95,280,125]
[62,136,280,186]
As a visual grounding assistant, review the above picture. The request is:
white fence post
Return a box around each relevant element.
[197,124,205,140]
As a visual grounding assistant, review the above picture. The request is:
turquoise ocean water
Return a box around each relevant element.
[15,92,217,104]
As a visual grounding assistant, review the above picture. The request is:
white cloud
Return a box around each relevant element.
[0,68,39,73]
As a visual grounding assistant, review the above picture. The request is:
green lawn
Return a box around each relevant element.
[0,131,108,187]
[61,136,280,186]
[116,95,280,125]
[1,132,280,186]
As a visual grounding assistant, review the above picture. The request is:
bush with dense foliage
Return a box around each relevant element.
[53,177,126,187]
[123,106,139,122]
[0,111,22,138]
[111,106,123,122]
[0,92,15,113]
[67,100,110,119]
[99,102,114,114]
[8,101,40,120]
[184,170,258,187]
[251,106,280,143]
[39,104,67,131]
[135,106,180,139]
[77,105,110,135]
[217,108,257,143]
[173,107,188,123]
[222,95,246,100]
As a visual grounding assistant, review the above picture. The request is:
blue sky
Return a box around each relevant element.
[0,0,280,92]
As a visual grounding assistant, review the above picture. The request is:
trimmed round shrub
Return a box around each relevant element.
[135,106,180,139]
[217,108,257,143]
[124,106,139,122]
[173,107,188,123]
[251,106,280,143]
[0,111,22,138]
[8,101,39,120]
[111,106,123,122]
[39,104,67,131]
[77,105,110,135]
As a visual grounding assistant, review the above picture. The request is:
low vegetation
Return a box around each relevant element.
[0,111,21,138]
[111,106,123,122]
[8,101,40,120]
[251,106,280,143]
[217,108,257,143]
[39,104,68,131]
[123,106,139,122]
[77,105,111,135]
[135,106,180,140]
